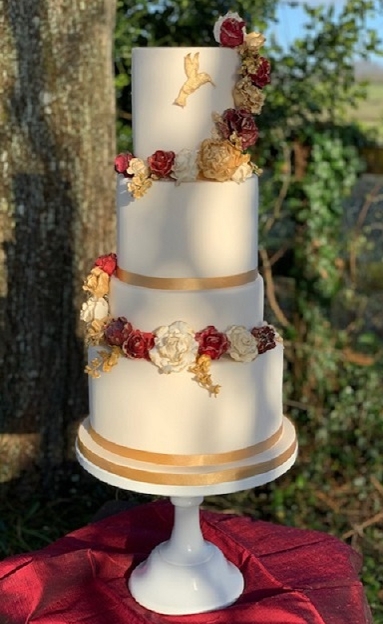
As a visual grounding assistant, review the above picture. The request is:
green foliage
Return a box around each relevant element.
[264,0,382,129]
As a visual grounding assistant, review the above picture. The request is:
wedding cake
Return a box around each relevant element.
[76,12,297,494]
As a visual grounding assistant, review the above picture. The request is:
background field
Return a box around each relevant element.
[351,66,383,144]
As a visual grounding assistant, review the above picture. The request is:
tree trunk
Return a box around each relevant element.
[0,0,116,490]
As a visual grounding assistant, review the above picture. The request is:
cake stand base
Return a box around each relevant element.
[129,495,243,615]
[76,416,297,614]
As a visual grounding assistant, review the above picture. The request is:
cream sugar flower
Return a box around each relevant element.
[127,157,153,198]
[171,149,199,185]
[80,296,109,323]
[127,157,149,177]
[149,321,199,374]
[226,325,259,362]
[231,161,253,184]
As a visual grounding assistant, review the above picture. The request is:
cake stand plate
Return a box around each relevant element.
[76,415,297,497]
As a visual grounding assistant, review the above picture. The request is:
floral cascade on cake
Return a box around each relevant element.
[81,253,281,396]
[114,11,270,197]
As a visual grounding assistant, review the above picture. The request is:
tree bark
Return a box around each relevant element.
[0,0,116,488]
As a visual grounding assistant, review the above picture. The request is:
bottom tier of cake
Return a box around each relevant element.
[76,415,297,496]
[87,340,285,456]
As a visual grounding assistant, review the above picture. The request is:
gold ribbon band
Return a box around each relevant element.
[88,424,283,467]
[116,267,258,291]
[77,437,297,486]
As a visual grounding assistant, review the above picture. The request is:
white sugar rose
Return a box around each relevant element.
[171,149,198,185]
[226,325,258,362]
[231,161,253,184]
[149,321,198,373]
[80,296,109,323]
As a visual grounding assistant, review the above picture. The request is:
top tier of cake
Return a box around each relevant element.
[132,47,239,158]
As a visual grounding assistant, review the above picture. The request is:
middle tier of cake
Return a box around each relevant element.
[116,176,258,279]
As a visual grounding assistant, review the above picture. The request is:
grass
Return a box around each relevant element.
[347,81,383,144]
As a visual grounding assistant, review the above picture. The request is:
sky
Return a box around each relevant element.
[266,0,383,66]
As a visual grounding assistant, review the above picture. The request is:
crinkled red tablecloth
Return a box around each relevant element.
[0,500,371,623]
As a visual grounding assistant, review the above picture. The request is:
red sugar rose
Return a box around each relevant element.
[249,57,271,89]
[219,17,245,47]
[105,318,132,347]
[195,326,229,360]
[148,150,175,178]
[114,152,134,177]
[122,329,155,360]
[251,325,276,354]
[218,108,259,150]
[94,253,117,276]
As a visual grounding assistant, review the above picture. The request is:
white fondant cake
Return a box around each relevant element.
[77,13,297,490]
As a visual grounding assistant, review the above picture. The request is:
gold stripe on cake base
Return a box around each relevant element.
[116,267,258,290]
[77,437,297,486]
[88,424,283,466]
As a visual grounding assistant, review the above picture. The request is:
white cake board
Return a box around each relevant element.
[76,416,297,614]
[76,415,297,497]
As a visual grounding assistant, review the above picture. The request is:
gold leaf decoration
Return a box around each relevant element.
[189,354,221,396]
[85,347,121,378]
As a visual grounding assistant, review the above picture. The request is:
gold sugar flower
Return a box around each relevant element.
[233,76,265,115]
[242,32,266,52]
[85,317,110,346]
[128,174,153,199]
[127,157,153,199]
[197,139,250,182]
[83,267,110,298]
[240,52,262,77]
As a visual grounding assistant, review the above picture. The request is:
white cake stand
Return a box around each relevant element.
[76,415,297,615]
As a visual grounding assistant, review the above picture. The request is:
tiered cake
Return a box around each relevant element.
[76,12,297,495]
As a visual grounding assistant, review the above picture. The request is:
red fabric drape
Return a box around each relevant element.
[0,500,371,623]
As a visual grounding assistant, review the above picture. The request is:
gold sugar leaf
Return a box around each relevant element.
[189,355,221,397]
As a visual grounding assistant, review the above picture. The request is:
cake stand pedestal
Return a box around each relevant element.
[129,495,243,615]
[76,415,297,615]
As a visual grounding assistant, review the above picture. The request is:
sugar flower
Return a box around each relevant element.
[231,161,254,184]
[80,296,109,323]
[197,138,250,182]
[171,149,199,184]
[213,12,246,48]
[94,253,117,276]
[233,76,265,115]
[83,267,110,298]
[149,321,199,373]
[226,325,259,362]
